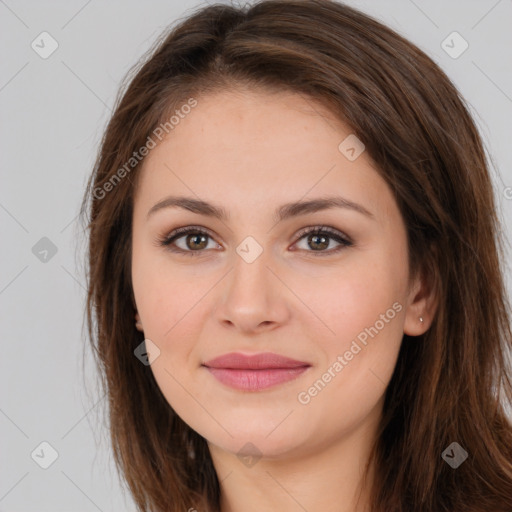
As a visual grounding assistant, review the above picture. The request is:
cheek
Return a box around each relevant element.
[135,270,199,342]
[295,276,404,432]
[132,236,192,326]
[132,249,217,385]
[295,254,406,348]
[296,252,406,403]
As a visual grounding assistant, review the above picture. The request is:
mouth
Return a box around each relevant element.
[202,352,311,391]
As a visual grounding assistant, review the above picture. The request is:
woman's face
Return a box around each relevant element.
[131,88,426,460]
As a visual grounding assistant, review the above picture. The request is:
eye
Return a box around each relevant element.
[292,225,353,255]
[157,225,353,257]
[158,225,220,256]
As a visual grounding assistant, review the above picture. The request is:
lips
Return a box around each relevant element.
[203,352,310,370]
[202,352,311,391]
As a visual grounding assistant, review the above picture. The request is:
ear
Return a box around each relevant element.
[135,311,144,332]
[403,262,438,336]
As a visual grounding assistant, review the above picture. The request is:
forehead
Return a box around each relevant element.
[135,89,394,223]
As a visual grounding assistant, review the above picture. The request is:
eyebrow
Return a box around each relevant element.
[146,195,374,223]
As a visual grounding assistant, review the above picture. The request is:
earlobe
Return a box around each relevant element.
[403,266,438,336]
[135,312,144,332]
[404,312,430,336]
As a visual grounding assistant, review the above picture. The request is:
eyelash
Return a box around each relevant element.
[157,225,353,257]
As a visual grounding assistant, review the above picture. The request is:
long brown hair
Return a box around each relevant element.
[80,1,512,510]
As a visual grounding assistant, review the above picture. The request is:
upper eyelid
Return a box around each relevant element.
[164,224,352,247]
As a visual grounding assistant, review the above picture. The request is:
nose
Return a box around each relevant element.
[215,244,291,335]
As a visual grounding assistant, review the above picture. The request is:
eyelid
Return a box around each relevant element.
[162,225,220,245]
[294,224,351,243]
[158,224,353,256]
[157,225,221,255]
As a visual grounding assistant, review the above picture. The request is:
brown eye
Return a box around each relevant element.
[307,233,330,251]
[159,226,219,256]
[184,232,209,251]
[293,226,352,255]
[159,225,352,257]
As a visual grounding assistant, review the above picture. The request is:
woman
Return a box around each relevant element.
[80,1,512,510]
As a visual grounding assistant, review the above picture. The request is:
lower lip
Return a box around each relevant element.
[204,366,310,391]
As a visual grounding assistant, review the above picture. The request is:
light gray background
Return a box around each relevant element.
[1,1,511,511]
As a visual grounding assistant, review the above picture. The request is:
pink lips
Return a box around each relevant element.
[202,352,311,391]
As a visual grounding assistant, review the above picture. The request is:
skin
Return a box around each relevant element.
[131,87,437,512]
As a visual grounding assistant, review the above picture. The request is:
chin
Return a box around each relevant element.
[198,417,312,460]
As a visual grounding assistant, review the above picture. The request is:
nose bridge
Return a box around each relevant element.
[216,234,288,331]
[229,234,273,300]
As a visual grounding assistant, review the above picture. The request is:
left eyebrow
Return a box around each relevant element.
[146,195,375,222]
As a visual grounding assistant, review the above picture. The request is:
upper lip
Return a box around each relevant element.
[202,352,310,370]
